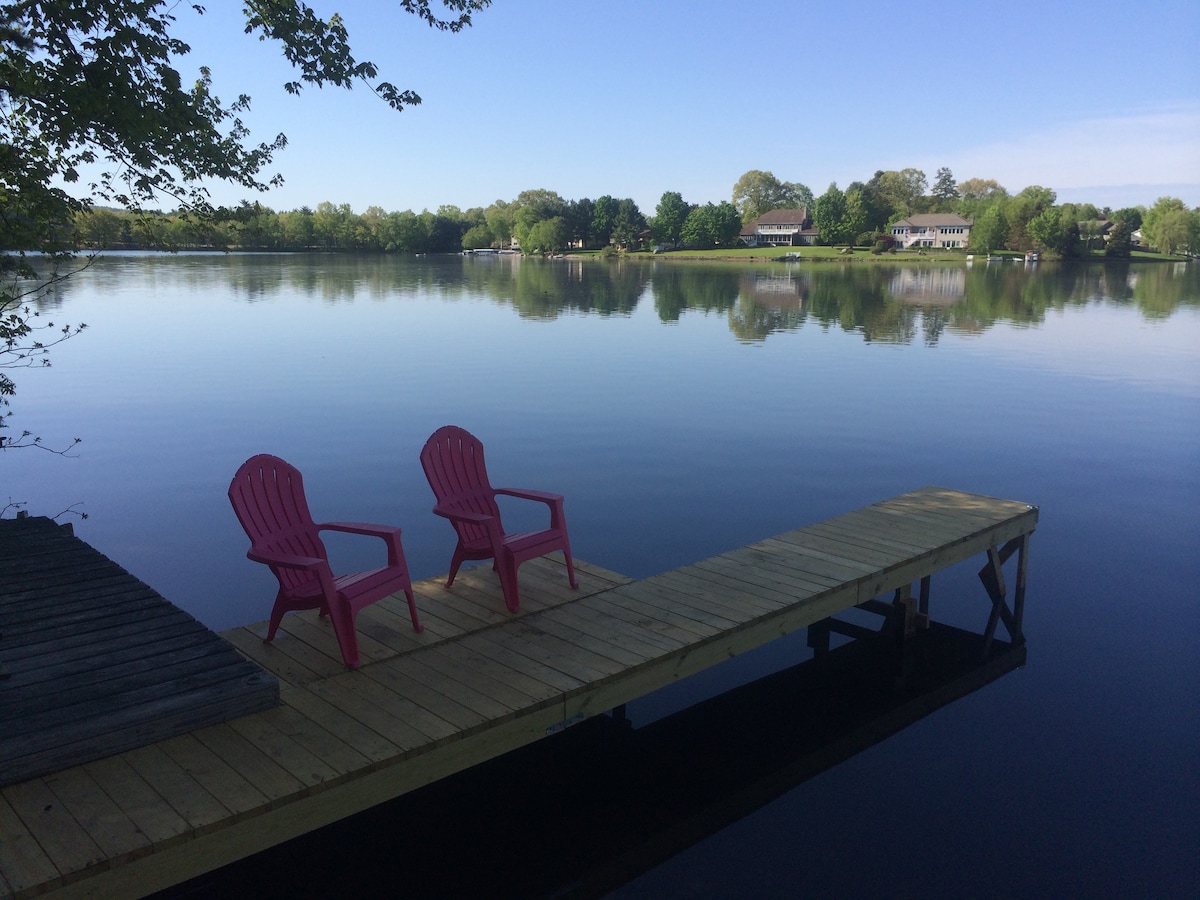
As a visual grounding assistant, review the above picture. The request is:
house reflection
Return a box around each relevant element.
[887,267,968,305]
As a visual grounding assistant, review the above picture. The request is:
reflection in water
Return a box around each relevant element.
[887,267,967,303]
[59,253,1199,343]
[159,619,1025,900]
[649,263,741,321]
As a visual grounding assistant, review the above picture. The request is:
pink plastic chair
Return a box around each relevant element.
[420,426,578,612]
[228,454,422,669]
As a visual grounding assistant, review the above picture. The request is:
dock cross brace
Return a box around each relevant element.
[978,534,1030,656]
[807,532,1031,660]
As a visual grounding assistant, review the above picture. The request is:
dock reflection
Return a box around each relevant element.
[160,621,1025,899]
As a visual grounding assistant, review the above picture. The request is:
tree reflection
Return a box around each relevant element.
[48,254,1200,340]
[649,264,741,322]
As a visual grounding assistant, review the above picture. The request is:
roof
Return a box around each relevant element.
[755,207,811,226]
[892,213,973,228]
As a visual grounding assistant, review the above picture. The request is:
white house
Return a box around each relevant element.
[890,213,972,249]
[740,208,820,247]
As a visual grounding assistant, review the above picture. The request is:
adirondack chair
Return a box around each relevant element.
[420,426,578,613]
[228,454,422,669]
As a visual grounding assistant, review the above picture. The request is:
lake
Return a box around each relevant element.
[5,253,1199,897]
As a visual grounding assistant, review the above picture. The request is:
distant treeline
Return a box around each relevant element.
[67,170,1200,258]
[70,191,655,255]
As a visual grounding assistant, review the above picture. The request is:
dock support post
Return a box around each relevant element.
[979,536,1028,657]
[1013,533,1029,634]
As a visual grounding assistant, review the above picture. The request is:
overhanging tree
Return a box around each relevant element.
[1,0,490,445]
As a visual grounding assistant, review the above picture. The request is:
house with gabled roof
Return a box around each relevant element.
[890,213,972,249]
[740,208,820,247]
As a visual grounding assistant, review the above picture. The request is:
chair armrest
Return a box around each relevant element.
[318,521,401,539]
[247,547,324,570]
[318,522,407,568]
[493,488,568,532]
[494,487,564,505]
[431,504,490,524]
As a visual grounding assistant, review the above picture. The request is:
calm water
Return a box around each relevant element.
[6,254,1199,897]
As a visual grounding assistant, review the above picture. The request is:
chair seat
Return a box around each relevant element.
[289,567,403,604]
[501,530,566,556]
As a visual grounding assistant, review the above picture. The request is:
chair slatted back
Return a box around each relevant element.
[420,426,503,546]
[229,454,327,591]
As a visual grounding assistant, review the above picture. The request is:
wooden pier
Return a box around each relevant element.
[0,486,1036,899]
[0,517,278,786]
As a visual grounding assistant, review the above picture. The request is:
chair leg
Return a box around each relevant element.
[562,541,578,590]
[404,588,424,633]
[446,544,467,587]
[265,590,288,643]
[327,599,361,669]
[496,555,521,613]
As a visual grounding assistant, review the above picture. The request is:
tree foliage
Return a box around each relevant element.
[1111,206,1144,231]
[1141,197,1194,255]
[731,170,812,222]
[958,178,1007,202]
[1104,219,1132,258]
[871,168,927,221]
[680,201,741,248]
[813,183,847,245]
[590,195,619,247]
[1027,206,1080,257]
[969,205,1008,252]
[610,198,646,250]
[652,191,689,247]
[930,167,958,210]
[0,0,491,444]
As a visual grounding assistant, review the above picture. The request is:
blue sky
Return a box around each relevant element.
[172,0,1199,215]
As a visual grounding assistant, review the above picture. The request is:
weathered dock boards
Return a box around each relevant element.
[0,487,1036,899]
[0,517,279,787]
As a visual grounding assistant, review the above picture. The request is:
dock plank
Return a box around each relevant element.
[535,605,667,664]
[42,767,148,861]
[2,779,105,876]
[118,743,232,832]
[463,630,588,695]
[156,733,271,819]
[0,796,59,895]
[81,754,190,846]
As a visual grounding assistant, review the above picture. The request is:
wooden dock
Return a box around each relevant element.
[0,486,1036,899]
[0,517,278,787]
